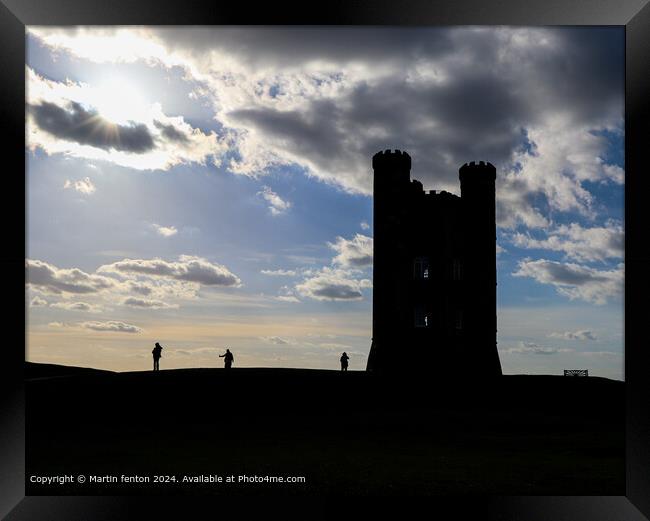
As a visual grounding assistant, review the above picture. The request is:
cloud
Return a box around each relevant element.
[98,255,241,287]
[26,259,114,295]
[29,296,48,307]
[258,186,291,215]
[273,295,301,303]
[122,297,178,309]
[50,301,102,313]
[260,336,291,345]
[580,350,621,357]
[29,101,155,153]
[153,119,190,144]
[48,320,143,333]
[127,281,153,296]
[48,321,68,328]
[513,258,623,304]
[549,330,597,341]
[277,234,373,302]
[26,67,228,171]
[29,27,623,231]
[510,221,624,263]
[152,224,178,237]
[80,320,142,333]
[360,221,370,230]
[64,176,96,194]
[329,234,373,268]
[296,267,371,301]
[261,269,298,276]
[501,341,573,355]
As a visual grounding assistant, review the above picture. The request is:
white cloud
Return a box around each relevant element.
[510,221,623,263]
[329,234,373,268]
[360,221,370,230]
[80,320,142,333]
[64,176,96,194]
[261,269,298,277]
[296,267,371,301]
[153,224,178,237]
[273,295,301,303]
[549,330,597,341]
[501,341,573,355]
[50,301,103,313]
[29,296,48,307]
[258,186,291,216]
[513,258,623,305]
[47,320,142,333]
[48,321,68,328]
[580,350,621,357]
[260,336,291,345]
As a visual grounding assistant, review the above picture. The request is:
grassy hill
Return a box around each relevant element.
[26,363,624,495]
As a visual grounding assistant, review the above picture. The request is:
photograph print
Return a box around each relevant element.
[25,26,625,495]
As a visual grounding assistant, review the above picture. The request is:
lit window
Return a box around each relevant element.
[414,257,430,279]
[414,306,431,327]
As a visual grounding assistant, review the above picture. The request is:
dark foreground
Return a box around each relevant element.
[26,363,624,495]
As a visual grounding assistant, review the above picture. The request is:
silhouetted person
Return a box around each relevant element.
[152,342,163,371]
[340,352,349,372]
[219,348,234,370]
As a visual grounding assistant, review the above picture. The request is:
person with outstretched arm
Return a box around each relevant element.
[219,348,234,369]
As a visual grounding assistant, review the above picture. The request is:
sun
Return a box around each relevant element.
[92,77,149,126]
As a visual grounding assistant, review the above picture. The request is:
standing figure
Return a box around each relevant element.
[219,348,234,370]
[152,342,163,371]
[340,352,349,372]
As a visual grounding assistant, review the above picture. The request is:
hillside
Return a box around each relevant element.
[26,363,624,495]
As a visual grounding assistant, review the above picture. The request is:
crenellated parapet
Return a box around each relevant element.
[372,149,412,171]
[459,160,496,183]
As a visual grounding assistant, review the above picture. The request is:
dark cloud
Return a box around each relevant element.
[122,297,176,309]
[513,258,623,304]
[27,259,114,295]
[128,281,153,296]
[99,256,241,287]
[29,100,155,153]
[153,120,190,144]
[180,27,623,196]
[295,265,371,301]
[311,284,363,300]
[150,27,455,68]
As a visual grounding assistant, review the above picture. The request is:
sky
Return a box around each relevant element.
[25,26,625,378]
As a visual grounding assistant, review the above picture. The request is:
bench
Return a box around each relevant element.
[564,369,588,377]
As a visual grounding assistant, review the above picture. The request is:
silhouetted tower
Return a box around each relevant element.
[367,150,502,377]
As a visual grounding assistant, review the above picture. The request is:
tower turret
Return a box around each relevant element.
[458,161,501,376]
[368,149,412,373]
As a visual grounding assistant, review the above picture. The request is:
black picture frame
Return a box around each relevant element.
[2,1,649,518]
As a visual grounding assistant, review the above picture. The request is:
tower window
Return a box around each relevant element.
[414,257,430,279]
[414,306,431,328]
[452,259,463,281]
